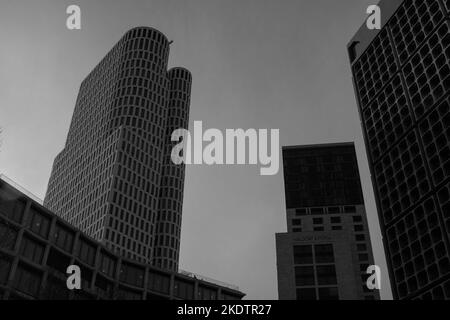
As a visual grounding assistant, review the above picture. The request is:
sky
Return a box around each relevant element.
[0,0,392,299]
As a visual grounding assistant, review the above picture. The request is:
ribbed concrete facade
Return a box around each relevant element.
[44,27,191,271]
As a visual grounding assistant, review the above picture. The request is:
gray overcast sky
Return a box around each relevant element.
[0,0,392,299]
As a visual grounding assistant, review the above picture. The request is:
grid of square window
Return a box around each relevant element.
[362,74,414,162]
[293,244,339,300]
[352,28,398,109]
[44,27,192,271]
[402,20,450,120]
[374,130,431,224]
[350,1,449,299]
[389,0,446,66]
[418,96,450,187]
[386,196,450,298]
[414,278,450,299]
[437,182,450,241]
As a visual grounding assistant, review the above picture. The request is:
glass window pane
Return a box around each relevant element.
[318,287,339,300]
[295,266,315,286]
[0,188,25,223]
[174,280,194,299]
[293,245,313,264]
[0,221,17,250]
[148,272,170,294]
[296,288,316,300]
[316,265,337,285]
[0,258,11,285]
[314,244,334,263]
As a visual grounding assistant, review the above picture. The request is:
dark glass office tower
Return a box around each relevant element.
[44,27,191,271]
[348,0,450,299]
[276,143,379,300]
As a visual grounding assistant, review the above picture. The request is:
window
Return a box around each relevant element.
[147,271,170,294]
[293,245,313,264]
[358,253,369,261]
[316,265,337,285]
[99,252,116,278]
[311,208,324,215]
[330,217,341,224]
[0,189,25,223]
[42,275,69,300]
[314,244,334,263]
[292,219,301,226]
[47,248,71,275]
[360,264,369,272]
[222,292,239,300]
[357,244,367,251]
[95,275,114,298]
[328,207,340,214]
[20,235,45,264]
[198,286,217,300]
[355,234,365,241]
[120,263,144,287]
[362,285,372,293]
[332,226,342,231]
[13,264,41,296]
[313,217,323,224]
[53,224,74,252]
[28,208,51,239]
[0,221,17,250]
[174,279,194,299]
[314,226,324,231]
[78,265,93,289]
[354,225,364,232]
[0,258,11,285]
[295,266,315,286]
[296,288,316,300]
[353,216,362,222]
[319,287,339,300]
[117,287,142,300]
[344,206,356,213]
[77,239,96,266]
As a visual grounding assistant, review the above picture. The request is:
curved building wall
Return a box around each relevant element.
[0,179,244,300]
[154,68,192,271]
[44,27,191,268]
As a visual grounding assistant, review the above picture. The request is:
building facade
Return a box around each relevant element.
[0,178,244,300]
[276,143,380,300]
[44,27,191,271]
[348,0,450,299]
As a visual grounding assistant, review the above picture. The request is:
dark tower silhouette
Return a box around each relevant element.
[349,0,450,299]
[44,27,191,271]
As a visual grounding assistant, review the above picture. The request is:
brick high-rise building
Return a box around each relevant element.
[44,27,191,271]
[348,0,450,299]
[276,143,380,300]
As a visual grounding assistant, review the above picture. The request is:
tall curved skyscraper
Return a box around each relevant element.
[44,27,191,271]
